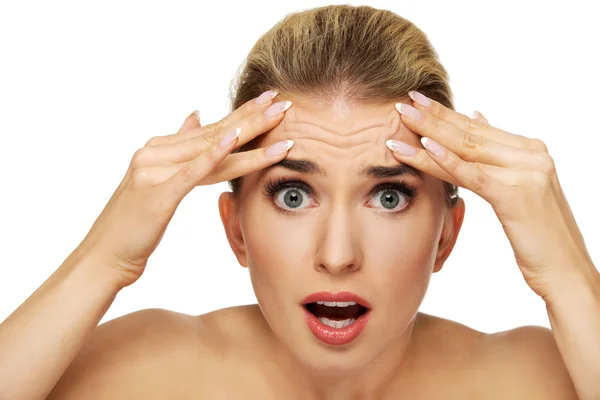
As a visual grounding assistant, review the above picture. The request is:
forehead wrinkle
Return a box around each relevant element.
[284,102,395,130]
[280,112,400,149]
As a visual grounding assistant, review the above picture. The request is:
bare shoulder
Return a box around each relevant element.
[48,305,265,399]
[482,324,577,399]
[48,308,216,399]
[411,313,577,399]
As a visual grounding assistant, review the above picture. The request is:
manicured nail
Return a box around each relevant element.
[191,110,200,120]
[220,128,242,147]
[421,137,444,157]
[395,103,422,121]
[256,89,279,105]
[386,140,417,157]
[265,101,292,118]
[265,140,295,156]
[408,91,431,107]
[472,110,482,119]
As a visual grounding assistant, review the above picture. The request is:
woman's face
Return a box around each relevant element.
[220,95,464,375]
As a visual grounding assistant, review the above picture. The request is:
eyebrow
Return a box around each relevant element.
[265,158,423,179]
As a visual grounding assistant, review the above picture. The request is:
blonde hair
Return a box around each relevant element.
[228,4,459,208]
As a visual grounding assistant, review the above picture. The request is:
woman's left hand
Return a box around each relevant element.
[386,91,596,302]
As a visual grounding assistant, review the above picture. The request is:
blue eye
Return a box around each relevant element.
[262,178,419,215]
[374,190,402,209]
[276,188,310,210]
[366,182,418,214]
[262,178,315,214]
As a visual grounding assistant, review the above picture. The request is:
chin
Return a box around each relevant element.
[265,302,389,375]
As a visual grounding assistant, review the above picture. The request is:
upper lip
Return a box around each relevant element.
[301,291,372,309]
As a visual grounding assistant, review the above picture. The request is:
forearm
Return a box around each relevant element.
[545,261,600,400]
[0,250,122,400]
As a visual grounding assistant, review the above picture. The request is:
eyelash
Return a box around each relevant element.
[261,177,419,216]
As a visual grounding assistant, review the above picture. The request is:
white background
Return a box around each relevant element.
[0,1,598,332]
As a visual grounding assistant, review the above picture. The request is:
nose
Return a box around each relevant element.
[314,206,362,275]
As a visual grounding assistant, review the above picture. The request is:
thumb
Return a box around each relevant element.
[472,110,489,125]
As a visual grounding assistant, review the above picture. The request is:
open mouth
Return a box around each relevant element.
[301,291,372,345]
[304,301,369,328]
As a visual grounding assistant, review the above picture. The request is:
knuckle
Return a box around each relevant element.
[204,145,223,166]
[144,136,163,147]
[529,138,549,152]
[251,111,268,130]
[131,147,154,167]
[198,123,217,141]
[463,131,484,149]
[413,149,431,166]
[534,152,555,175]
[466,114,486,132]
[471,170,489,192]
[462,131,485,158]
[205,119,227,144]
[239,98,258,115]
[435,103,452,122]
[430,115,441,131]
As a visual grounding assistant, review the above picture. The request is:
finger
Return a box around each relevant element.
[406,91,532,149]
[163,129,242,200]
[145,111,202,147]
[386,139,459,186]
[147,89,281,147]
[138,140,295,187]
[419,136,503,203]
[386,139,518,193]
[177,110,201,134]
[396,102,537,168]
[472,110,489,125]
[142,100,293,166]
[196,139,295,184]
[174,89,279,143]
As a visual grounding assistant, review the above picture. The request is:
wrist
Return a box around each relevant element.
[59,248,126,296]
[543,261,600,311]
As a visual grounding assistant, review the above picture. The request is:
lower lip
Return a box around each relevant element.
[303,306,371,346]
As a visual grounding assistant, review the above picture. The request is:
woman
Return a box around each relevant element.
[1,4,598,399]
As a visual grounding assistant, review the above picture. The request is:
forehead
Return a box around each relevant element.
[252,95,423,168]
[238,95,444,202]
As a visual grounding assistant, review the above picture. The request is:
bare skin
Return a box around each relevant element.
[48,305,576,399]
[1,89,588,399]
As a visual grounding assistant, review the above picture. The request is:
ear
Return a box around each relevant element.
[433,197,465,273]
[218,192,248,268]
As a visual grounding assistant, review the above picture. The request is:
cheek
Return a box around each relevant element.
[364,207,441,300]
[242,202,314,303]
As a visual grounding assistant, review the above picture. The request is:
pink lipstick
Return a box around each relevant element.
[301,291,372,346]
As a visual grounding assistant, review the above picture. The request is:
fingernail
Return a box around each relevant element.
[421,137,444,157]
[265,140,294,156]
[265,101,292,118]
[191,110,200,120]
[408,91,431,107]
[256,89,279,105]
[220,128,242,147]
[386,140,417,157]
[395,103,422,121]
[472,110,482,119]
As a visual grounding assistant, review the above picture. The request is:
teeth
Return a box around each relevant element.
[318,301,357,307]
[318,317,356,328]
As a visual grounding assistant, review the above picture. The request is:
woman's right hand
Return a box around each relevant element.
[75,90,292,289]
